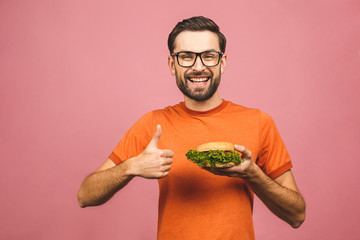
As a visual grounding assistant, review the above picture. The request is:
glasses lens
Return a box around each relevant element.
[177,52,196,67]
[201,51,220,67]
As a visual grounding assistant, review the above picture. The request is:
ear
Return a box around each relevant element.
[168,55,176,76]
[220,53,227,74]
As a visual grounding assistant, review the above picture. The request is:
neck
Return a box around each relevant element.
[184,92,223,112]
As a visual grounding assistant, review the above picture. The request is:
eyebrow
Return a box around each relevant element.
[177,48,219,52]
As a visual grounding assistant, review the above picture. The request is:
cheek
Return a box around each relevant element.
[176,68,188,79]
[175,68,180,77]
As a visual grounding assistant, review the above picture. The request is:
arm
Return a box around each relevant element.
[243,162,306,228]
[77,125,173,208]
[203,145,306,228]
[77,158,132,208]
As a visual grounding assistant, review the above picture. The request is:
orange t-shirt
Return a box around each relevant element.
[109,100,292,240]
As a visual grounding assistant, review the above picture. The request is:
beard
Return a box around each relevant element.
[176,70,221,102]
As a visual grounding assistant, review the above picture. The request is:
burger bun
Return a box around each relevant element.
[197,142,234,152]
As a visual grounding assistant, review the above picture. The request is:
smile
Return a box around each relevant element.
[187,77,210,83]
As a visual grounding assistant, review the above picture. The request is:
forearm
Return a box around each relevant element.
[244,166,306,228]
[77,162,134,208]
[77,125,174,208]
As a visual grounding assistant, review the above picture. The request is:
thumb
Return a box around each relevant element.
[234,144,252,159]
[147,124,161,149]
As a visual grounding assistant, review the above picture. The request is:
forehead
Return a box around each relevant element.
[173,31,220,52]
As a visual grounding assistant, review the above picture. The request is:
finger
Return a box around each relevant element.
[159,171,169,178]
[161,164,171,172]
[234,145,252,159]
[160,157,173,166]
[147,124,162,148]
[160,149,174,158]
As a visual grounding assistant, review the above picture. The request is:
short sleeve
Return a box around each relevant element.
[109,112,154,165]
[256,111,292,179]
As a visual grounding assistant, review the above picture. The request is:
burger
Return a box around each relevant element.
[185,142,243,168]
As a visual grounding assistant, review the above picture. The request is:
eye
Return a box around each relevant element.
[179,53,194,60]
[202,53,216,60]
[204,55,214,59]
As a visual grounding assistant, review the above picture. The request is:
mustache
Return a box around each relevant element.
[184,72,212,78]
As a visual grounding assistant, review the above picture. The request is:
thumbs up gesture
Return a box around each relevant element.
[125,125,174,179]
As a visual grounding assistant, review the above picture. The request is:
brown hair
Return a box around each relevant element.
[168,16,227,53]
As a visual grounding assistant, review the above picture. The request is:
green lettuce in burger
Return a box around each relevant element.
[186,142,243,168]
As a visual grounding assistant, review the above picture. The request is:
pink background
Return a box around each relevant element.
[1,0,359,239]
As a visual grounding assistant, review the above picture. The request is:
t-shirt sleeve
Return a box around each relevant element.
[256,111,292,179]
[109,112,154,165]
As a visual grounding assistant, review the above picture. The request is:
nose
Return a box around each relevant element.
[191,56,206,71]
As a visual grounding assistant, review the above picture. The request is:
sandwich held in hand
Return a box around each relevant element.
[186,142,243,168]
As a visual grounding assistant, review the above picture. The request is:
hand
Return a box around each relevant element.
[202,145,257,178]
[125,125,174,179]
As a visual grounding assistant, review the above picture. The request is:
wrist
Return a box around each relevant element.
[122,156,139,177]
[241,161,260,180]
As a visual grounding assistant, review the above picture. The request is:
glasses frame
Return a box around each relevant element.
[171,50,224,67]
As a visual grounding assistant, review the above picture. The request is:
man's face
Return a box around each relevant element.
[168,31,226,102]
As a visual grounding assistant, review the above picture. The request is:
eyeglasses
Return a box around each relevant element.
[171,50,223,67]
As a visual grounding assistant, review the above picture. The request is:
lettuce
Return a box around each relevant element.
[185,150,243,167]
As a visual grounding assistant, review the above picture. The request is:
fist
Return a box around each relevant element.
[126,125,174,179]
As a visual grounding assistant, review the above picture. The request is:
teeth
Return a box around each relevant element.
[189,77,209,82]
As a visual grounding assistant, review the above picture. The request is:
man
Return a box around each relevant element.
[78,16,306,239]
